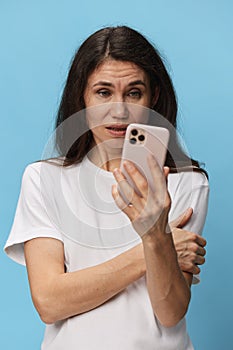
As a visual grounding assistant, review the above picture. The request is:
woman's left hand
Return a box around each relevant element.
[112,155,171,238]
[113,156,193,327]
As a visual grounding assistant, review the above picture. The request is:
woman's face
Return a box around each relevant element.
[84,60,156,148]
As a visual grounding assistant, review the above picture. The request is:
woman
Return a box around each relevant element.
[4,26,209,349]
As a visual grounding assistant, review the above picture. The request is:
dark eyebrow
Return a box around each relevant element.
[93,81,113,87]
[92,80,146,87]
[128,80,146,87]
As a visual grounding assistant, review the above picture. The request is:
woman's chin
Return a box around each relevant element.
[104,138,125,153]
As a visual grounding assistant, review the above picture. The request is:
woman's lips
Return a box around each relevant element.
[105,125,128,137]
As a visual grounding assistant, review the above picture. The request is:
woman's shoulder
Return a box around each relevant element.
[24,157,80,174]
[22,158,85,191]
[168,167,209,190]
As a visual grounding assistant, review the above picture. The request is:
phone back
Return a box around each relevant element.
[120,124,169,195]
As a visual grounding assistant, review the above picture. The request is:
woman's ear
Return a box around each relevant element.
[151,86,160,107]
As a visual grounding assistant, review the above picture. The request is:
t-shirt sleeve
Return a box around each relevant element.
[168,170,210,284]
[4,163,64,266]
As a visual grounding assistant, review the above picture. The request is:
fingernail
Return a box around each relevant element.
[113,168,120,176]
[124,161,134,170]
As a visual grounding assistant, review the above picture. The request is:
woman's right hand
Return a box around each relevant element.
[170,208,207,275]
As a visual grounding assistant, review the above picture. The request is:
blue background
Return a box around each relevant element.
[0,1,232,349]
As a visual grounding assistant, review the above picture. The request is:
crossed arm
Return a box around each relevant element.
[111,158,207,327]
[24,208,206,326]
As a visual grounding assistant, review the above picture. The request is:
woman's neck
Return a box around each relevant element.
[87,145,122,172]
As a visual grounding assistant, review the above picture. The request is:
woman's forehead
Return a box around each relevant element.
[87,60,149,86]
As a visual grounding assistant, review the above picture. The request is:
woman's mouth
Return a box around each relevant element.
[106,125,128,137]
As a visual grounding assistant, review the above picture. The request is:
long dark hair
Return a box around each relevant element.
[55,26,206,175]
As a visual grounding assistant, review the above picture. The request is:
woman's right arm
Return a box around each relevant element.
[24,207,206,325]
[24,238,146,324]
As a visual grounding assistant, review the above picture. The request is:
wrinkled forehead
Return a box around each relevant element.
[86,59,149,88]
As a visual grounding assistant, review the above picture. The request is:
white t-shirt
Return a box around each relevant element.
[4,156,209,350]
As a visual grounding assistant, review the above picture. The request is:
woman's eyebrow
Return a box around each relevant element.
[128,80,146,87]
[93,81,112,87]
[92,80,147,87]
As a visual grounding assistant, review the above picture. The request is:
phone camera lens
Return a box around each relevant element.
[138,135,145,142]
[131,129,138,136]
[129,138,137,144]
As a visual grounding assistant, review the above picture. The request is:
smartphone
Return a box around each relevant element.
[119,124,170,200]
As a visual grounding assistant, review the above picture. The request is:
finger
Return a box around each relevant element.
[123,161,157,214]
[192,265,201,275]
[185,241,206,258]
[111,184,138,220]
[113,168,145,212]
[163,166,170,183]
[195,255,205,265]
[147,155,167,199]
[123,161,149,198]
[196,246,206,257]
[144,161,170,224]
[170,208,193,229]
[193,234,207,247]
[179,261,200,275]
[163,168,170,207]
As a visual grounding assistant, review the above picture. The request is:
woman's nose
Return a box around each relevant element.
[110,102,129,119]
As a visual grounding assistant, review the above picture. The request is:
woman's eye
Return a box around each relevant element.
[97,90,111,97]
[128,90,142,99]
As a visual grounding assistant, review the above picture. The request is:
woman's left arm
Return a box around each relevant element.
[141,228,192,327]
[112,156,208,327]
